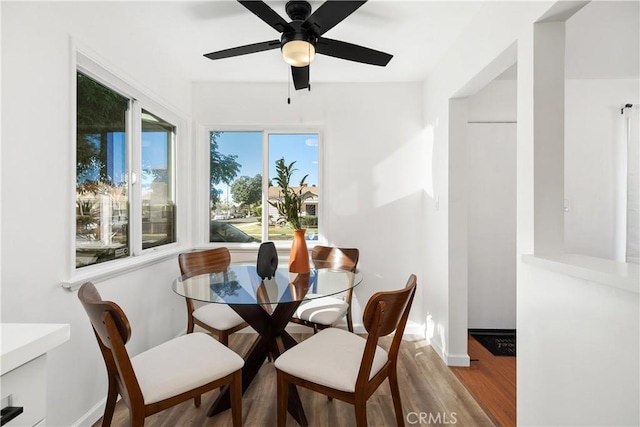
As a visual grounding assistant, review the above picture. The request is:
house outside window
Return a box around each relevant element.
[209,131,320,244]
[76,66,178,268]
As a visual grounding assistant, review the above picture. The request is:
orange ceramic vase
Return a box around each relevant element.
[289,229,310,273]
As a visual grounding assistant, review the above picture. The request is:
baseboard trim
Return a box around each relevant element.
[428,335,446,360]
[428,336,471,367]
[72,396,115,427]
[446,352,471,367]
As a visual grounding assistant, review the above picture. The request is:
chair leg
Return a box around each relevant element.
[193,395,201,408]
[388,368,404,426]
[346,308,354,333]
[354,396,368,427]
[276,371,288,427]
[187,315,195,334]
[129,409,145,427]
[101,377,118,427]
[219,331,229,347]
[218,332,231,390]
[231,370,243,427]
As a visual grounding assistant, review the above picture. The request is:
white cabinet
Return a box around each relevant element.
[1,324,70,427]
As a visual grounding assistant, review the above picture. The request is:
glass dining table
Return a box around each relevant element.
[172,263,362,426]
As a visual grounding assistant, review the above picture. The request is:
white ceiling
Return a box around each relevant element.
[86,1,637,86]
[129,1,485,84]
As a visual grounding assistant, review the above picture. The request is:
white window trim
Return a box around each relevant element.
[64,43,189,290]
[199,125,325,250]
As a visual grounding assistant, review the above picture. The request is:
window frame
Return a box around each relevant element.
[201,126,324,250]
[67,49,187,286]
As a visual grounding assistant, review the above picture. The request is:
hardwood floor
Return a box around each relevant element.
[451,335,516,427]
[93,333,496,426]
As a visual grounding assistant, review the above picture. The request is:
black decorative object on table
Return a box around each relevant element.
[257,242,278,279]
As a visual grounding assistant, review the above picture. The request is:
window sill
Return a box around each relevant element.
[522,253,639,294]
[63,241,322,291]
[61,244,189,291]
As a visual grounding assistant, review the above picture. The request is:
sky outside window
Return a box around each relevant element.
[215,131,318,204]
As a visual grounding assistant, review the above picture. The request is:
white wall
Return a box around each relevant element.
[422,0,552,365]
[468,78,518,123]
[191,82,426,327]
[518,263,639,426]
[517,5,639,427]
[1,3,192,425]
[424,0,639,425]
[466,80,517,330]
[467,123,516,329]
[564,79,640,260]
[562,0,640,264]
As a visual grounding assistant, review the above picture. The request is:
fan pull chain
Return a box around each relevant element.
[287,67,291,104]
[308,43,312,92]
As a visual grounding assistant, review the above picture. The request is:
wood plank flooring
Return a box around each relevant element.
[93,333,496,426]
[451,335,516,427]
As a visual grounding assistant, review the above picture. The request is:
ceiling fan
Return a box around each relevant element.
[203,0,393,90]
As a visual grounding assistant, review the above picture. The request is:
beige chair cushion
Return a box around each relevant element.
[193,303,246,330]
[293,294,349,326]
[274,328,388,393]
[131,332,244,404]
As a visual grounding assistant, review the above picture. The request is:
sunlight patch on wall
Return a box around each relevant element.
[426,313,435,340]
[373,128,433,208]
[437,322,447,355]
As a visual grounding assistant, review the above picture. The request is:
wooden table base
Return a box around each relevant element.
[206,300,308,426]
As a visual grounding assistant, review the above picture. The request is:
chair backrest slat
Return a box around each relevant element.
[356,275,417,387]
[178,247,231,278]
[78,282,144,409]
[362,275,416,337]
[78,282,131,348]
[311,246,359,272]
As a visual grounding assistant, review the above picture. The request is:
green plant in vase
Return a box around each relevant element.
[269,158,314,273]
[269,158,314,230]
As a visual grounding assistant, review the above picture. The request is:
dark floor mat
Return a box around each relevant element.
[470,330,516,356]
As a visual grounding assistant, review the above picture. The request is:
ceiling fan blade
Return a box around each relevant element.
[316,37,392,66]
[238,0,294,33]
[204,40,281,61]
[302,1,366,36]
[291,66,309,90]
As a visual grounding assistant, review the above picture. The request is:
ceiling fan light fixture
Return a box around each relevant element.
[282,40,316,67]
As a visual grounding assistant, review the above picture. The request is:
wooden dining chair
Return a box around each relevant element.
[78,282,244,427]
[289,246,359,333]
[275,274,417,427]
[178,247,248,346]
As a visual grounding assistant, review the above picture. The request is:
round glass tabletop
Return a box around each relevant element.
[173,264,362,305]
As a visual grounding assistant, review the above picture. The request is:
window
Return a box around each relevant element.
[209,131,319,244]
[76,70,177,268]
[141,110,176,250]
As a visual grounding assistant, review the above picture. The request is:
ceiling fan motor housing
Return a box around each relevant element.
[285,1,312,21]
[282,1,317,50]
[281,21,317,49]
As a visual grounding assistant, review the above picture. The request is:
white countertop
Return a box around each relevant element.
[523,253,640,294]
[1,323,70,375]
